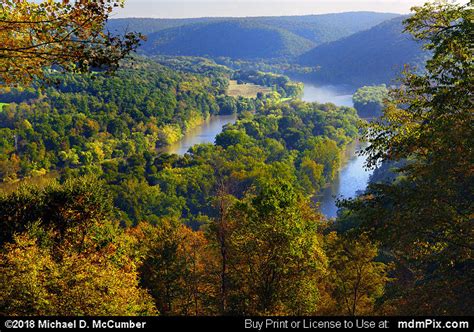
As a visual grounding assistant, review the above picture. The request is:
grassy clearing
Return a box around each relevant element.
[226,80,272,98]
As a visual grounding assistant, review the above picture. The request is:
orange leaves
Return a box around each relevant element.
[1,1,141,87]
[129,220,219,315]
[0,232,158,315]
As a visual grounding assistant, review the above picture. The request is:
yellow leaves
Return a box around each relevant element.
[324,232,392,315]
[1,0,134,87]
[0,234,57,315]
[132,221,217,315]
[0,232,157,316]
[158,124,183,145]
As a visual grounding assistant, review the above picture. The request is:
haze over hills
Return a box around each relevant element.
[107,12,399,59]
[298,16,427,85]
[141,21,315,58]
[106,12,427,86]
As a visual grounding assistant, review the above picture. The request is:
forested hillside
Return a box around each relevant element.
[255,12,399,44]
[108,12,398,43]
[108,12,398,60]
[0,58,261,181]
[336,2,473,315]
[2,97,369,315]
[298,17,427,85]
[107,13,428,86]
[141,21,315,59]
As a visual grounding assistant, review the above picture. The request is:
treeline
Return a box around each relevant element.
[100,99,359,226]
[0,175,390,316]
[336,2,473,315]
[108,13,397,50]
[1,94,390,315]
[152,56,304,100]
[0,58,261,181]
[352,84,389,118]
[152,55,233,78]
[1,1,470,317]
[232,70,304,98]
[297,17,427,86]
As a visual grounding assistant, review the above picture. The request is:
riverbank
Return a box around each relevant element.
[297,80,374,218]
[313,139,373,218]
[156,79,372,218]
[159,114,238,155]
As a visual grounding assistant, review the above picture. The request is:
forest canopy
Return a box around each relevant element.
[352,85,389,118]
[0,0,472,318]
[339,0,473,315]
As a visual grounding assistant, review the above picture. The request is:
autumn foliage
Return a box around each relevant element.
[0,0,142,86]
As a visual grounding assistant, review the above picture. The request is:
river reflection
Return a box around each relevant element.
[316,140,372,218]
[160,114,237,155]
[300,81,373,218]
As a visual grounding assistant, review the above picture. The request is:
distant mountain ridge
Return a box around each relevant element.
[141,21,315,59]
[107,13,427,86]
[297,16,428,85]
[107,12,399,59]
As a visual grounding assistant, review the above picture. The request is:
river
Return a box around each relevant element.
[160,114,237,155]
[162,81,371,218]
[301,83,354,107]
[301,81,373,218]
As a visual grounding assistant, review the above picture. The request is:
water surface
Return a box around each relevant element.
[161,114,237,155]
[316,140,372,218]
[159,81,372,218]
[301,82,354,107]
[300,81,373,218]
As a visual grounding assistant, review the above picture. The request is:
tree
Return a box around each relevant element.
[303,137,340,182]
[299,156,324,194]
[324,232,391,316]
[344,0,473,315]
[352,85,389,118]
[0,233,157,316]
[0,177,157,316]
[208,183,237,314]
[135,220,217,315]
[1,0,142,86]
[225,179,327,315]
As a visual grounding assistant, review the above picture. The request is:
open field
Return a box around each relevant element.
[226,80,272,98]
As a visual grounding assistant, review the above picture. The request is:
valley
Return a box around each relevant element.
[1,0,471,318]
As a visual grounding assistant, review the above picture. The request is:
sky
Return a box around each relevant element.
[112,0,433,18]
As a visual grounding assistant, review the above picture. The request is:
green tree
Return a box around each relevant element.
[324,232,391,316]
[352,84,389,118]
[0,177,157,316]
[226,179,327,315]
[344,0,473,315]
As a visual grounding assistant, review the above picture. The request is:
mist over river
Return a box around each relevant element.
[301,82,354,107]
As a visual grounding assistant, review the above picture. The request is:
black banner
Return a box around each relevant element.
[0,316,472,331]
